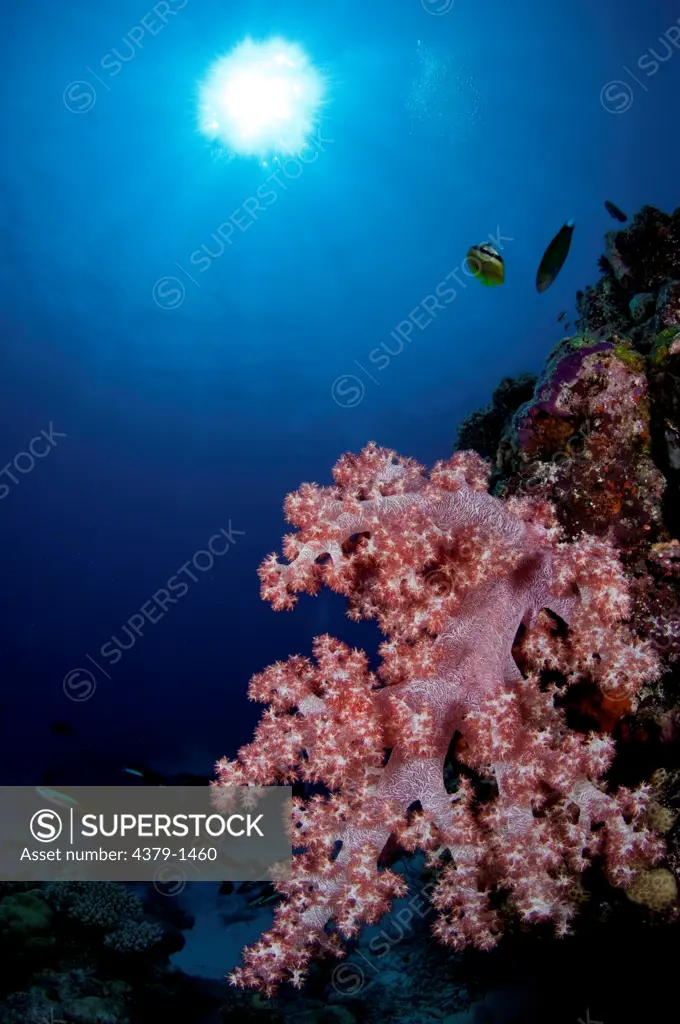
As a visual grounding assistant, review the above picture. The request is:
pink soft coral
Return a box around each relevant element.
[214,444,663,994]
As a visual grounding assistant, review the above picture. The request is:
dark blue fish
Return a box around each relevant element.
[123,764,166,785]
[50,721,73,736]
[536,220,575,293]
[124,764,211,786]
[36,786,79,809]
[604,200,627,223]
[246,882,280,907]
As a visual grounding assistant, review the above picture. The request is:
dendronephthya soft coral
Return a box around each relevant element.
[214,443,664,994]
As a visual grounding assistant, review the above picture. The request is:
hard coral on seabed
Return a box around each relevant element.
[102,919,164,954]
[44,881,142,930]
[1,984,131,1024]
[0,891,54,955]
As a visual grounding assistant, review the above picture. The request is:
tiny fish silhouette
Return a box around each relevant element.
[50,721,72,736]
[604,200,627,223]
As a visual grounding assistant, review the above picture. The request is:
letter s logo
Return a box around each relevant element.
[30,809,63,842]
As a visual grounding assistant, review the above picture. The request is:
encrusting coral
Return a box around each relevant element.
[625,866,677,912]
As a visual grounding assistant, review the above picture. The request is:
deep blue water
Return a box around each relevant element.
[1,0,679,791]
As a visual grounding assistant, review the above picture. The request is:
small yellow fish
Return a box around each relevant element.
[466,243,504,287]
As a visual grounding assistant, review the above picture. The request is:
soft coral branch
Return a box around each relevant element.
[216,444,664,993]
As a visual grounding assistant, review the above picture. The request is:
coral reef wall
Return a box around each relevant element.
[456,203,680,876]
[215,207,680,1005]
